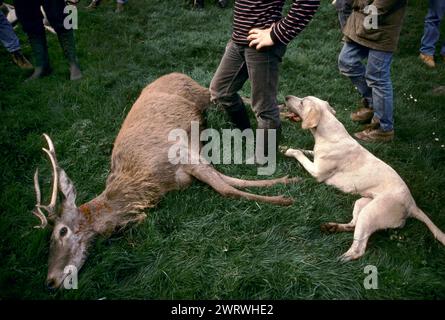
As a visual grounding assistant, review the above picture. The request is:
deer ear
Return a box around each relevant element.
[301,104,321,129]
[58,168,77,208]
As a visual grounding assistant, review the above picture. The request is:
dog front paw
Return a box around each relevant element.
[279,145,289,154]
[280,146,298,157]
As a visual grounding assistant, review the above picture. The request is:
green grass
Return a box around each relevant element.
[1,0,445,299]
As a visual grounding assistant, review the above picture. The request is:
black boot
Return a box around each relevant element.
[193,0,204,9]
[217,0,228,8]
[255,126,281,165]
[26,34,51,81]
[224,98,252,130]
[57,31,82,81]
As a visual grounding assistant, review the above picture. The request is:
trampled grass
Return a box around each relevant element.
[0,0,444,299]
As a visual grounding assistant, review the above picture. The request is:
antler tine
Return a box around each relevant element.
[41,133,59,219]
[33,168,48,229]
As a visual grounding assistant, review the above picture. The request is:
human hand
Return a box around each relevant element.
[247,25,274,50]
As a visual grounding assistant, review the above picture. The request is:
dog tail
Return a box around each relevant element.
[410,206,445,246]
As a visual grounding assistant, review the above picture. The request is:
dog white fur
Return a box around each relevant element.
[283,95,445,261]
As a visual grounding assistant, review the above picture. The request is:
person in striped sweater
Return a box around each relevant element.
[210,0,320,160]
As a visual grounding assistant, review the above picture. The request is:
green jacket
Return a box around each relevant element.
[343,0,407,52]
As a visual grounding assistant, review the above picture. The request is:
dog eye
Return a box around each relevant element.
[59,227,68,237]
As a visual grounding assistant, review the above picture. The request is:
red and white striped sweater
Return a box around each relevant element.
[232,0,320,46]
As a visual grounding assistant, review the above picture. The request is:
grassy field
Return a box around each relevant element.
[0,0,444,300]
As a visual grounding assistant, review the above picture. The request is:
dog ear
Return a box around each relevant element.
[302,104,321,129]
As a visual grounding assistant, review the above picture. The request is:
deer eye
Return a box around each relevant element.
[59,227,68,237]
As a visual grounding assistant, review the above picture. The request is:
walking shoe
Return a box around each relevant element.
[86,0,101,9]
[361,117,380,130]
[354,128,394,142]
[350,98,374,123]
[11,50,33,70]
[419,53,435,68]
[115,3,125,13]
[432,86,445,96]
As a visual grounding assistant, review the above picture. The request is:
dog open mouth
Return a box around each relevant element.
[283,112,301,122]
[278,104,301,122]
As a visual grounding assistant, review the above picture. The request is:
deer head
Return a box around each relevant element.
[33,134,95,290]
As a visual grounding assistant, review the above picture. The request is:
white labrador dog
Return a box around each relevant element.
[282,95,445,261]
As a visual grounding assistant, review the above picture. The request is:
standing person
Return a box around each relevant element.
[0,2,32,69]
[210,0,320,159]
[338,0,407,143]
[13,0,82,81]
[419,0,445,68]
[87,0,128,13]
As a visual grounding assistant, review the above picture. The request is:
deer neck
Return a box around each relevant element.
[78,194,122,235]
[78,189,152,236]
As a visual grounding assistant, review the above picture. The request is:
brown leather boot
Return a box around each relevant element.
[86,0,101,9]
[115,3,125,13]
[419,53,435,68]
[350,98,373,123]
[362,117,380,130]
[11,50,33,70]
[354,128,394,142]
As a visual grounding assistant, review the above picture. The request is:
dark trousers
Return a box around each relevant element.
[210,40,286,130]
[14,0,69,37]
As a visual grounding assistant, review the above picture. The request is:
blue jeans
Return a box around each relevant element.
[0,10,20,53]
[338,40,394,132]
[420,0,445,56]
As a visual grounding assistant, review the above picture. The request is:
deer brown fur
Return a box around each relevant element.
[34,73,298,290]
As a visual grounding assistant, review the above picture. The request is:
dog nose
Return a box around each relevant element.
[285,96,292,101]
[46,278,57,291]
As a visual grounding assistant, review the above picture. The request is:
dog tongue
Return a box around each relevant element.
[284,112,301,122]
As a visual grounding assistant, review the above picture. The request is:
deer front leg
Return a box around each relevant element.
[282,148,319,179]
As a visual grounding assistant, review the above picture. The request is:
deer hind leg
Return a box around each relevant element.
[218,173,301,188]
[184,164,294,206]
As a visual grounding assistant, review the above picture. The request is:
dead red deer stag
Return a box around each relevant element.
[32,73,298,290]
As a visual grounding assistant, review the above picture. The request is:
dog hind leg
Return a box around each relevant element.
[340,197,405,261]
[321,197,372,233]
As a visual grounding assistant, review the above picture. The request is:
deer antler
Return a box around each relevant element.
[32,134,59,228]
